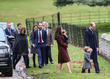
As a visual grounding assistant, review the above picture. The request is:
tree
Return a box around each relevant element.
[54,0,110,7]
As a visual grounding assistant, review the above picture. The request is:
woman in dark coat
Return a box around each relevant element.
[55,26,72,73]
[13,28,30,68]
[29,25,38,67]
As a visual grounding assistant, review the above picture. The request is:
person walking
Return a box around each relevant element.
[82,46,92,73]
[43,22,54,65]
[5,23,15,48]
[15,23,22,36]
[84,22,100,73]
[13,23,22,65]
[13,28,30,69]
[29,24,38,67]
[34,23,47,68]
[55,26,72,73]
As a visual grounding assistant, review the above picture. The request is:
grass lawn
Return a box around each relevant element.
[1,0,110,27]
[27,42,110,79]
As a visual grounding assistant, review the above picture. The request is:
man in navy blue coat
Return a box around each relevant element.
[5,23,15,36]
[84,22,100,73]
[5,23,15,48]
[34,23,47,68]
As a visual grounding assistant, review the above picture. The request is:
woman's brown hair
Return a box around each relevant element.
[32,24,38,34]
[55,26,62,40]
[20,28,26,34]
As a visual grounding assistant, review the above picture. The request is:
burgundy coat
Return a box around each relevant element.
[56,35,70,63]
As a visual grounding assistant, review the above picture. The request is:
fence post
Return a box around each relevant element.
[57,12,60,26]
[52,15,54,28]
[25,19,29,35]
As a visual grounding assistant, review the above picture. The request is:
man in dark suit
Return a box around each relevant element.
[5,23,15,36]
[84,22,100,73]
[34,23,47,68]
[5,23,15,48]
[15,23,22,37]
[43,22,54,65]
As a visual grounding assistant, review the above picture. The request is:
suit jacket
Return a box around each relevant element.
[34,29,47,48]
[5,28,15,36]
[14,29,20,37]
[46,28,54,46]
[84,28,98,51]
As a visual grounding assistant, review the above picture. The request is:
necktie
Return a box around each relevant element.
[39,31,42,44]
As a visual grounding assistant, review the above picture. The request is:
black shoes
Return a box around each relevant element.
[39,65,43,68]
[81,69,85,73]
[81,69,91,73]
[51,61,54,64]
[96,71,100,73]
[33,64,36,68]
[88,69,91,73]
[26,66,31,68]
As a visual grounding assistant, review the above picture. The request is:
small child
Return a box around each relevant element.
[62,29,68,44]
[81,46,93,73]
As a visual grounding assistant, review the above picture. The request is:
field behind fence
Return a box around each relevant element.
[61,9,110,25]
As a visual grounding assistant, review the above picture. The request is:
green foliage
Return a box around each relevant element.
[54,0,110,7]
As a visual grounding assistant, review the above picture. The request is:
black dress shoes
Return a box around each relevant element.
[26,66,31,68]
[51,61,54,64]
[33,64,36,68]
[39,65,43,68]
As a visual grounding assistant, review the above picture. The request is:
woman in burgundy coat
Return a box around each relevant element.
[55,26,72,73]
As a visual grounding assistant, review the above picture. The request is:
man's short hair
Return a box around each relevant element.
[42,21,48,25]
[7,22,11,25]
[17,23,22,27]
[90,22,95,27]
[39,22,43,26]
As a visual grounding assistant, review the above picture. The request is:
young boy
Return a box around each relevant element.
[62,29,68,44]
[81,46,93,73]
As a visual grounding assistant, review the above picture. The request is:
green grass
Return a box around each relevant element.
[1,1,110,78]
[27,42,110,79]
[1,0,110,28]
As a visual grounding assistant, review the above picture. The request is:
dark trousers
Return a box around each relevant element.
[13,53,17,65]
[33,54,36,66]
[13,55,29,68]
[91,52,100,73]
[37,46,46,67]
[45,46,53,64]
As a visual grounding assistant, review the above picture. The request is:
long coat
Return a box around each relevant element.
[56,35,70,63]
[29,32,37,54]
[13,34,29,55]
[85,28,98,51]
[83,52,92,69]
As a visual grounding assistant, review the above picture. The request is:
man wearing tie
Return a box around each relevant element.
[34,23,47,68]
[43,22,54,65]
[84,22,100,73]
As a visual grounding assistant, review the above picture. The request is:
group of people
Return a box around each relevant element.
[55,22,100,73]
[29,22,54,68]
[5,23,31,68]
[5,21,100,74]
[5,22,54,69]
